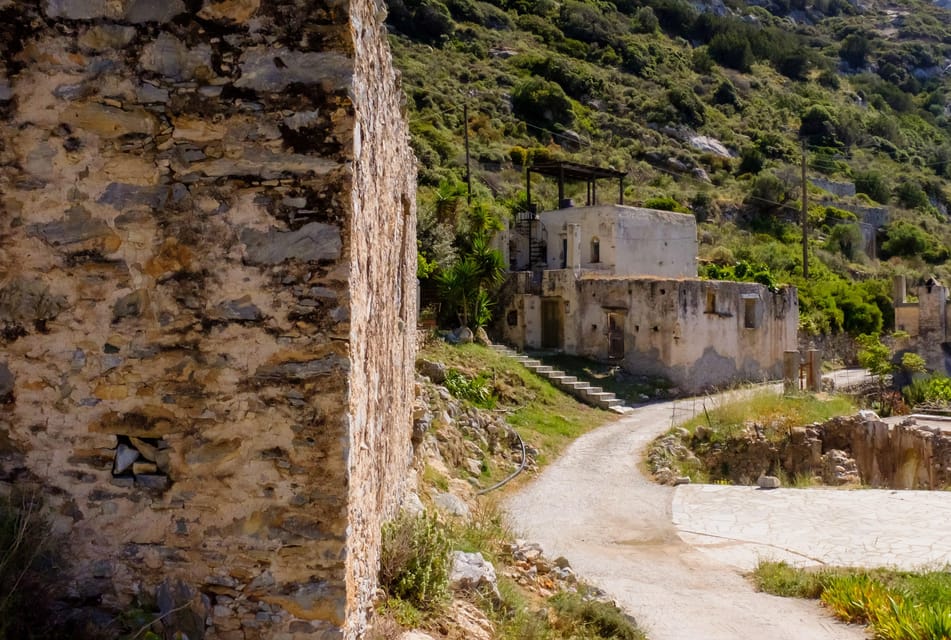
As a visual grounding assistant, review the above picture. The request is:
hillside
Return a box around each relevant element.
[388,0,951,343]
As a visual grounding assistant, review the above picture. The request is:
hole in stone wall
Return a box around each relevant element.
[113,435,171,491]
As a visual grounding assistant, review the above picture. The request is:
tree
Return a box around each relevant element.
[839,33,870,68]
[854,170,890,204]
[512,78,573,127]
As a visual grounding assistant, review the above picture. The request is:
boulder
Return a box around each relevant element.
[449,551,499,600]
[757,475,781,489]
[416,358,446,383]
[433,492,469,518]
[474,327,491,346]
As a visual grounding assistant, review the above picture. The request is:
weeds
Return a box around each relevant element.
[380,512,452,610]
[444,368,495,408]
[0,493,54,640]
[752,561,951,640]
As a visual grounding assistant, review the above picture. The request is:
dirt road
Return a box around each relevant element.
[505,394,867,640]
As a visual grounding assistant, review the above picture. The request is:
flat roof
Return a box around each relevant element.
[528,160,626,181]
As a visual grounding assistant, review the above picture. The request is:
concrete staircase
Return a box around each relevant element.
[490,344,631,414]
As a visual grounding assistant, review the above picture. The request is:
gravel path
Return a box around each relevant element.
[504,390,867,640]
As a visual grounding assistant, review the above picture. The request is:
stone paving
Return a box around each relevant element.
[673,484,951,571]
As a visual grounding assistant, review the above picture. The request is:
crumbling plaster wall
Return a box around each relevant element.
[0,1,414,639]
[538,206,698,277]
[569,278,797,392]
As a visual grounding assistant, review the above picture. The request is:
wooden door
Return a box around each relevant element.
[608,312,625,359]
[541,299,564,349]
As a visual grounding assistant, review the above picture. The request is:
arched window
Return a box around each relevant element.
[590,237,600,263]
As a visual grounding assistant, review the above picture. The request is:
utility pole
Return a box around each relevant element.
[464,102,472,205]
[801,140,809,279]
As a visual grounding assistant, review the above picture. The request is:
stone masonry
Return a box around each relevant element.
[0,1,416,639]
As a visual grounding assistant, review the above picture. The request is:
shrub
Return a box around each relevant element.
[380,512,452,610]
[895,180,929,209]
[644,195,688,213]
[444,368,494,406]
[512,78,573,127]
[854,170,890,204]
[549,590,646,639]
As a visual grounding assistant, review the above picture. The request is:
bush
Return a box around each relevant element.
[854,170,890,204]
[512,78,573,127]
[380,512,452,610]
[895,180,929,209]
[444,368,494,407]
[644,195,688,213]
[549,590,646,640]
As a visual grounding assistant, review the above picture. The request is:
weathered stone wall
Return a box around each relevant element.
[0,1,414,638]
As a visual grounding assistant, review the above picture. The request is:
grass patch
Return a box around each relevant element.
[752,561,951,639]
[419,342,612,475]
[680,390,856,443]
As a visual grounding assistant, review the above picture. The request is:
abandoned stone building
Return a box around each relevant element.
[496,162,799,392]
[893,275,951,372]
[0,2,416,639]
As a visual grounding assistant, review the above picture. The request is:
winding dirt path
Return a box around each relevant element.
[504,391,867,640]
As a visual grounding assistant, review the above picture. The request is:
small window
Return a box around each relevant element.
[591,237,600,263]
[705,290,716,314]
[743,297,758,328]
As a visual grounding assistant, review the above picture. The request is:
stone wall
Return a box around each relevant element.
[0,1,415,639]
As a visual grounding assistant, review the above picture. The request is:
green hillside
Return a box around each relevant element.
[388,0,951,340]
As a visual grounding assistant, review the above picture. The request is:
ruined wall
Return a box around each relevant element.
[0,1,414,638]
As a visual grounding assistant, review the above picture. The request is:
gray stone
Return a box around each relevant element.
[553,556,571,569]
[101,355,123,372]
[253,355,348,383]
[0,80,11,102]
[140,33,213,81]
[415,358,446,383]
[234,48,352,92]
[434,492,470,518]
[399,632,437,640]
[689,135,732,158]
[192,148,339,180]
[213,297,263,322]
[449,551,499,599]
[241,222,342,265]
[135,474,169,490]
[113,290,146,322]
[114,444,140,474]
[757,475,781,489]
[45,0,186,22]
[673,476,691,486]
[401,491,425,517]
[99,183,170,211]
[0,362,13,404]
[474,327,491,346]
[283,110,321,131]
[0,278,67,325]
[29,207,115,247]
[450,327,474,344]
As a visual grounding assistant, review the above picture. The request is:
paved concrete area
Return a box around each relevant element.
[506,373,950,640]
[674,484,951,571]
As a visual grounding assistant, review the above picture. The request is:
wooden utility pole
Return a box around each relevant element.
[464,102,472,205]
[801,140,809,279]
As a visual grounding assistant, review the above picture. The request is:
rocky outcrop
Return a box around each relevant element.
[0,2,415,639]
[652,415,951,489]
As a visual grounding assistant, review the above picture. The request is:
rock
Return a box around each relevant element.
[114,443,140,474]
[673,476,691,486]
[198,0,261,23]
[98,183,170,211]
[433,492,469,518]
[252,355,347,383]
[449,551,499,599]
[757,475,781,489]
[401,491,425,517]
[234,48,352,92]
[452,327,474,344]
[689,135,732,158]
[136,474,169,491]
[213,297,263,322]
[858,409,880,421]
[553,556,571,569]
[62,102,159,138]
[240,222,342,265]
[464,457,483,476]
[140,33,212,82]
[0,362,13,404]
[112,290,146,322]
[416,358,446,383]
[399,632,436,640]
[446,599,494,640]
[474,327,491,346]
[29,207,119,249]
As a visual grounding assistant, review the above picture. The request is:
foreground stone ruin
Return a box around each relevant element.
[0,1,416,638]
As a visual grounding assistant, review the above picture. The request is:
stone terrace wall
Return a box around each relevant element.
[0,1,414,639]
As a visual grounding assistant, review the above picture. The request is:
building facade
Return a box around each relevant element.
[497,204,798,392]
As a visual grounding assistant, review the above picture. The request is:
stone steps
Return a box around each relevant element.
[489,344,631,413]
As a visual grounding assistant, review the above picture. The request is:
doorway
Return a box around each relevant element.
[607,311,625,359]
[541,299,564,349]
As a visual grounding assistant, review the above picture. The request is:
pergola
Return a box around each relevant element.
[526,160,626,211]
